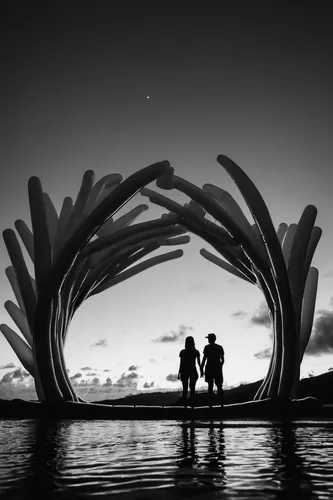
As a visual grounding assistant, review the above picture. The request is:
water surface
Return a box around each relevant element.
[0,419,332,499]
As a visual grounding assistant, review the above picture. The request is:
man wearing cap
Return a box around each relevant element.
[200,333,224,407]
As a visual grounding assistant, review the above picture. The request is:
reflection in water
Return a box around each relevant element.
[25,419,71,498]
[175,423,226,495]
[206,422,226,473]
[270,425,315,499]
[178,425,197,468]
[175,423,320,499]
[0,419,333,499]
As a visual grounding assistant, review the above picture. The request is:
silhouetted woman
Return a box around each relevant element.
[178,336,201,406]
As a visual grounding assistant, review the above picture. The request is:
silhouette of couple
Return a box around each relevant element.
[178,333,224,407]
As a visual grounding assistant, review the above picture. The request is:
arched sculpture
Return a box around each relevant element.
[1,162,190,402]
[142,155,321,401]
[1,156,321,407]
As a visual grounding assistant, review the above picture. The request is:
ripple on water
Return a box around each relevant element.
[0,419,333,498]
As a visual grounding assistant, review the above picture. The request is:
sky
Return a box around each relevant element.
[1,3,333,401]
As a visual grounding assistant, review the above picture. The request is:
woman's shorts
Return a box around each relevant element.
[181,370,198,382]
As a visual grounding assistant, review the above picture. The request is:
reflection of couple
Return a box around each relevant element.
[178,333,224,407]
[175,423,315,498]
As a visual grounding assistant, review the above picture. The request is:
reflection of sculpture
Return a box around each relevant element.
[1,162,189,402]
[142,155,321,401]
[270,425,314,496]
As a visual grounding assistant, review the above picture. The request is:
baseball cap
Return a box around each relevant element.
[205,333,216,340]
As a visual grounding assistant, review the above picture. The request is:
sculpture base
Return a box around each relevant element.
[0,396,329,420]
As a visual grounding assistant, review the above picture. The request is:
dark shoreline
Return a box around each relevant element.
[0,396,331,421]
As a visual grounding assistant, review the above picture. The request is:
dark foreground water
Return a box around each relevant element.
[0,419,332,499]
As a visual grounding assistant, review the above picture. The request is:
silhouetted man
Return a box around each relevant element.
[200,333,224,407]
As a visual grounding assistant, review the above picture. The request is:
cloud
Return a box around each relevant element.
[305,308,333,355]
[0,367,143,402]
[254,347,272,359]
[128,365,138,371]
[70,376,101,388]
[103,369,111,372]
[91,338,108,348]
[149,359,156,364]
[252,301,333,358]
[81,366,93,371]
[143,381,155,389]
[73,373,141,400]
[103,377,112,387]
[114,372,139,389]
[1,368,30,383]
[0,362,15,369]
[232,310,247,319]
[250,303,271,328]
[13,369,29,379]
[0,368,35,400]
[153,324,193,343]
[166,373,178,382]
[86,372,97,376]
[85,387,100,394]
[65,375,113,399]
[1,374,12,383]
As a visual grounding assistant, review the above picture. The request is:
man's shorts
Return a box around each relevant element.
[205,369,223,387]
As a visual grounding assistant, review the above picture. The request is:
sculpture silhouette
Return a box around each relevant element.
[1,162,189,402]
[1,155,321,406]
[142,155,321,401]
